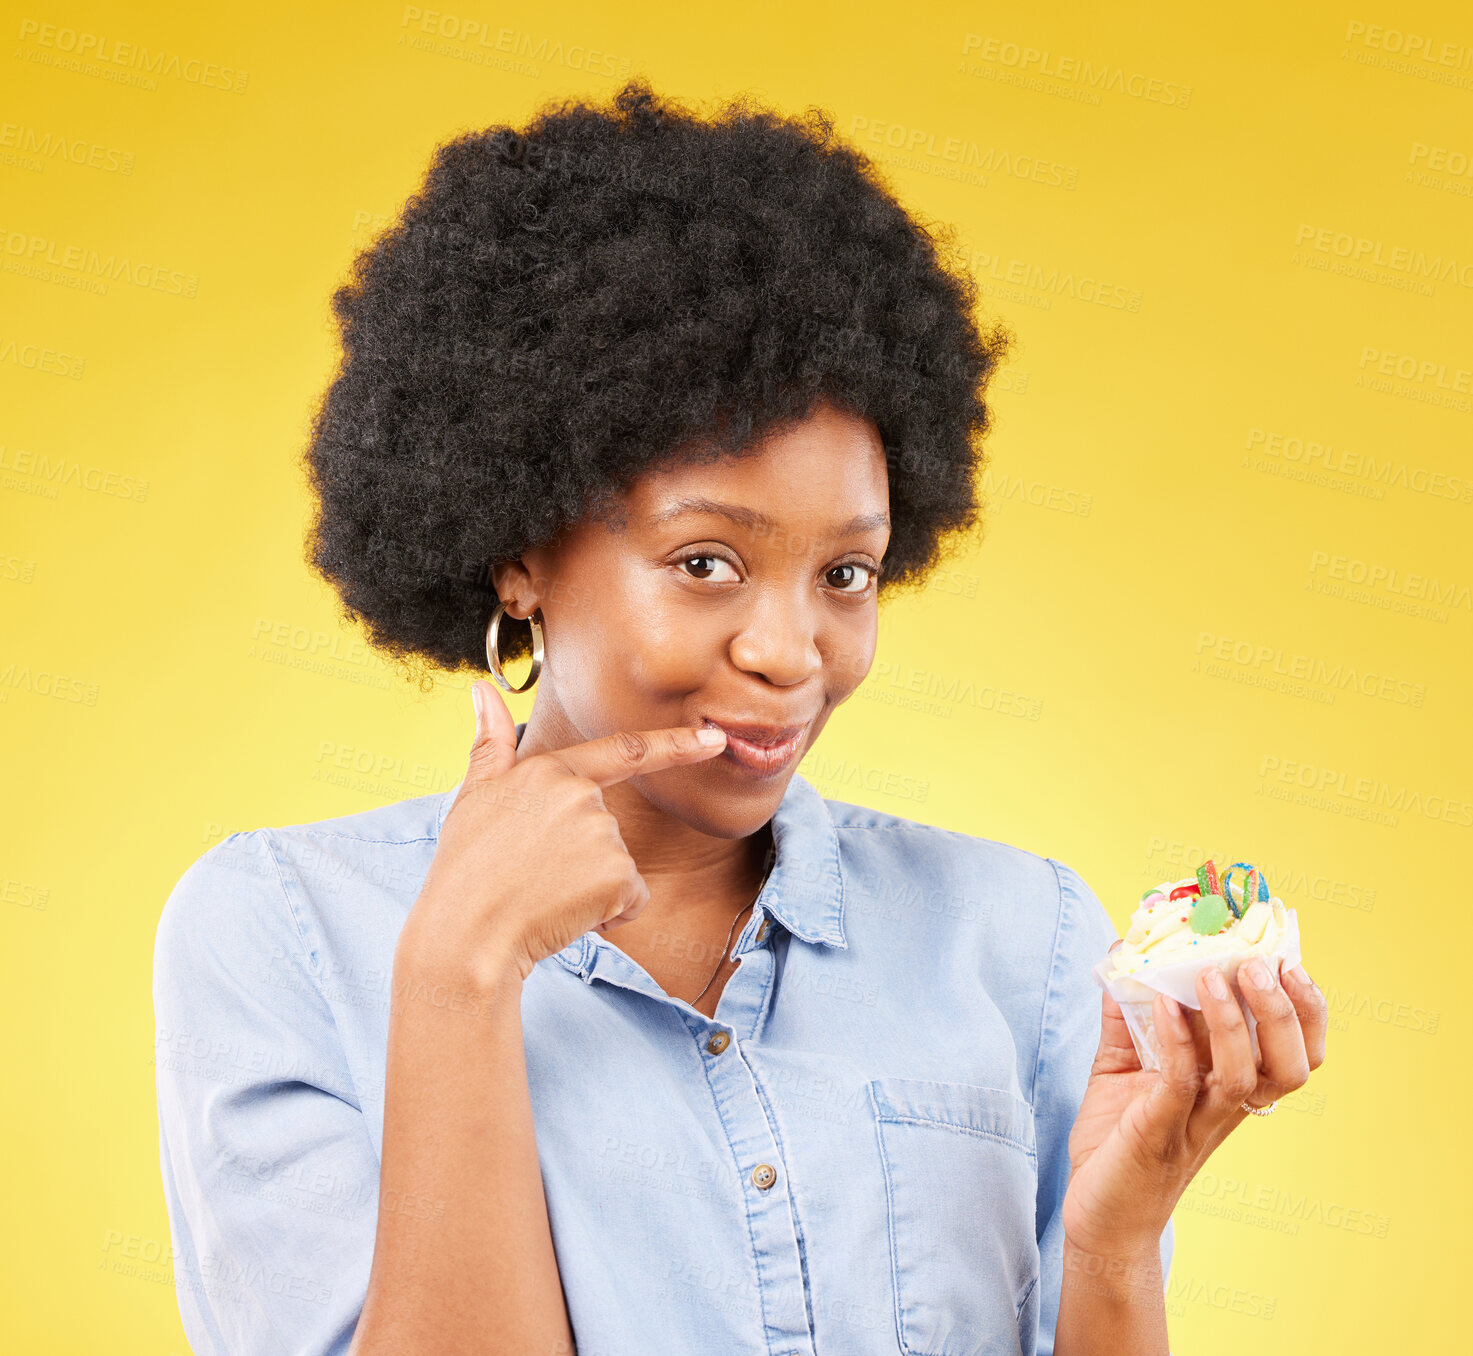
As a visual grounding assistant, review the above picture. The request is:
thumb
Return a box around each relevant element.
[467,679,519,781]
[1091,940,1142,1074]
[1092,987,1144,1074]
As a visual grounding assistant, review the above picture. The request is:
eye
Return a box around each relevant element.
[678,554,741,583]
[825,562,877,594]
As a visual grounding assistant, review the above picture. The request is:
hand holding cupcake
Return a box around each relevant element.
[1058,859,1328,1264]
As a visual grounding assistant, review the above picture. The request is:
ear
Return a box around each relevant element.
[489,557,539,617]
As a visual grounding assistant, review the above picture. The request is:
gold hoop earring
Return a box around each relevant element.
[485,601,544,693]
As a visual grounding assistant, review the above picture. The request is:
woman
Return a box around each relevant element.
[153,79,1327,1356]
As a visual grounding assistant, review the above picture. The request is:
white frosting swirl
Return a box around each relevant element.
[1106,877,1291,979]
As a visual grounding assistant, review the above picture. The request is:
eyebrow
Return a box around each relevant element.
[648,496,890,537]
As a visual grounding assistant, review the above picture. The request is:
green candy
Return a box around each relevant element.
[1189,893,1231,935]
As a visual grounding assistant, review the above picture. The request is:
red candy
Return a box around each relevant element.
[1168,884,1201,902]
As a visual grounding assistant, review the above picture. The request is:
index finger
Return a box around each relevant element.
[546,724,728,787]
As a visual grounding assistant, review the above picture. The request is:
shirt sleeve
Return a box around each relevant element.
[153,829,379,1356]
[1032,859,1176,1356]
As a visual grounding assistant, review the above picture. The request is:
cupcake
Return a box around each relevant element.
[1092,860,1302,1072]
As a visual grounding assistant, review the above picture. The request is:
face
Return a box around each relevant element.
[492,397,891,839]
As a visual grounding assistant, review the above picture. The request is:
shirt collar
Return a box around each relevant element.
[747,769,848,948]
[434,725,848,975]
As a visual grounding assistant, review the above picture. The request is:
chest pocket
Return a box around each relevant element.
[868,1077,1040,1356]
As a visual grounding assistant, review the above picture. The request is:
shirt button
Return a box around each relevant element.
[751,1163,778,1190]
[705,1031,730,1056]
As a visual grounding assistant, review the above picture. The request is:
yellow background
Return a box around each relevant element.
[4,0,1467,1349]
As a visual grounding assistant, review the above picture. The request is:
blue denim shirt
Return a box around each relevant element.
[154,729,1173,1355]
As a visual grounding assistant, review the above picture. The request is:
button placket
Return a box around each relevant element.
[691,937,812,1354]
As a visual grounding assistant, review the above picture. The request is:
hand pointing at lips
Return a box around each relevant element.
[398,680,731,985]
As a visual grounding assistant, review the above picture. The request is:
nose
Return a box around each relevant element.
[728,587,823,687]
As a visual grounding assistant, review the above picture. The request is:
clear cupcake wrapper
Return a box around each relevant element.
[1091,909,1301,1073]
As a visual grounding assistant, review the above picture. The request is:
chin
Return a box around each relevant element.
[634,762,796,839]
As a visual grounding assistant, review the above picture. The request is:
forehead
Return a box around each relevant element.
[624,402,890,534]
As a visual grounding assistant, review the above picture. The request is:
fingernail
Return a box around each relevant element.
[1204,967,1229,999]
[471,682,484,725]
[1242,958,1274,990]
[1286,962,1312,988]
[696,726,725,745]
[1161,994,1182,1025]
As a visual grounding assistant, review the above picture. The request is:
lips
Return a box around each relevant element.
[700,716,811,777]
[702,717,807,746]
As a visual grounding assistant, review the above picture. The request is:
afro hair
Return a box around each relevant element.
[302,77,1010,682]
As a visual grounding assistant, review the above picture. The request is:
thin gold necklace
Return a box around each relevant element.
[691,869,771,1005]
